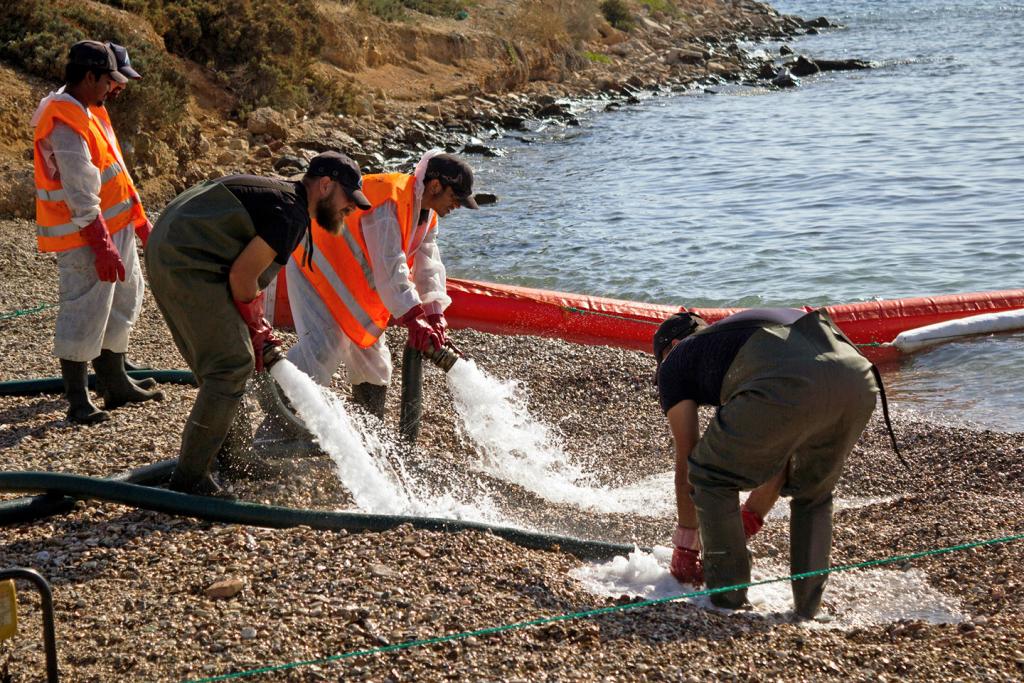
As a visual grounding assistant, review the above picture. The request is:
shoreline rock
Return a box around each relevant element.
[0,2,872,215]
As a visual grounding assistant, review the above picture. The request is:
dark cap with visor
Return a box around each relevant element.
[425,154,479,209]
[68,41,128,84]
[653,312,708,367]
[306,151,372,210]
[106,42,142,80]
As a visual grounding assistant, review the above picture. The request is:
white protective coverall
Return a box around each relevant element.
[31,91,144,362]
[285,150,452,386]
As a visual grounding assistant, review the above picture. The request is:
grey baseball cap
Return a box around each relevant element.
[106,42,141,80]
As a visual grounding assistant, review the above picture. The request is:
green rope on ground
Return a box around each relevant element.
[0,303,57,321]
[185,531,1024,683]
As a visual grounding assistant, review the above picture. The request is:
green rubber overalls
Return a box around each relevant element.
[687,310,878,618]
[145,181,284,491]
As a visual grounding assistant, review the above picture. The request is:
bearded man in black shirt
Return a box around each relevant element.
[145,152,372,496]
[654,308,878,618]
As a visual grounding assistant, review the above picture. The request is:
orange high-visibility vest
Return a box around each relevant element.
[293,173,438,349]
[33,98,140,252]
[90,104,148,230]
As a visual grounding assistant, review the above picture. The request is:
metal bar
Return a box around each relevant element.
[0,568,59,682]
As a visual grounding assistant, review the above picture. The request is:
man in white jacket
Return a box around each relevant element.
[283,151,476,423]
[32,41,161,425]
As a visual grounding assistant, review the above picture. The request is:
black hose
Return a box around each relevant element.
[0,370,196,396]
[399,345,424,443]
[0,459,177,526]
[0,472,638,561]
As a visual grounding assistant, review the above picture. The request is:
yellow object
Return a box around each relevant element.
[0,579,16,640]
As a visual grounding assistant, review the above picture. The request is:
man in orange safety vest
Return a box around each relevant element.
[284,151,478,422]
[31,41,162,425]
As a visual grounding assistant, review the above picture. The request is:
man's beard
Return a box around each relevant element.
[315,197,344,234]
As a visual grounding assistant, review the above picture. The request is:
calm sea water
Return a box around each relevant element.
[441,0,1023,431]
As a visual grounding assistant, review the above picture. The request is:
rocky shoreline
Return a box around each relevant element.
[0,4,869,218]
[212,15,870,199]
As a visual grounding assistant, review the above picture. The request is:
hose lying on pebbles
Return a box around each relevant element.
[2,216,1023,681]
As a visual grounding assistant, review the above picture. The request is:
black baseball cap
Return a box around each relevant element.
[306,152,371,210]
[653,312,707,366]
[67,41,128,84]
[425,154,479,209]
[106,42,141,80]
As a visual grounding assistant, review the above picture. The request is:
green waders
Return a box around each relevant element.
[145,181,282,493]
[687,310,877,617]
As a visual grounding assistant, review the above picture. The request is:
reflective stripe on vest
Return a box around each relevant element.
[340,225,375,290]
[35,161,124,203]
[91,103,148,229]
[33,99,138,252]
[308,246,385,338]
[294,173,430,348]
[36,196,138,240]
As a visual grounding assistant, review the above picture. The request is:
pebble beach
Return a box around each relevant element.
[1,217,1023,682]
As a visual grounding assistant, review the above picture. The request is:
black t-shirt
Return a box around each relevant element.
[657,308,805,413]
[657,326,760,412]
[219,175,310,265]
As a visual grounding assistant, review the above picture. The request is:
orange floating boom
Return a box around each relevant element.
[269,270,1024,363]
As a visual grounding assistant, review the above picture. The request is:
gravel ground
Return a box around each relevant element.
[1,216,1023,682]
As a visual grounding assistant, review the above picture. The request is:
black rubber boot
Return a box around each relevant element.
[95,372,158,397]
[352,382,387,420]
[60,359,109,425]
[125,363,159,391]
[93,349,164,410]
[168,391,240,499]
[399,345,423,442]
[96,356,157,395]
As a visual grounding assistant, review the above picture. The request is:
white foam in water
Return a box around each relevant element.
[445,363,903,521]
[270,360,500,521]
[447,359,673,515]
[571,548,965,629]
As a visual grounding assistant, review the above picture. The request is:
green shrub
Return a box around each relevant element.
[357,0,406,21]
[582,50,611,64]
[98,0,325,113]
[600,0,633,31]
[638,0,677,17]
[0,1,188,137]
[404,0,468,17]
[357,0,468,20]
[511,0,598,49]
[305,65,358,116]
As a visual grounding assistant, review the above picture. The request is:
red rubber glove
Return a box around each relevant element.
[81,215,125,282]
[398,304,442,353]
[233,291,282,372]
[135,218,153,248]
[740,504,764,539]
[670,525,704,586]
[426,312,448,346]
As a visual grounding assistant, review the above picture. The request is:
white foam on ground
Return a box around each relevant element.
[763,495,901,520]
[271,360,500,521]
[447,359,678,514]
[571,547,964,629]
